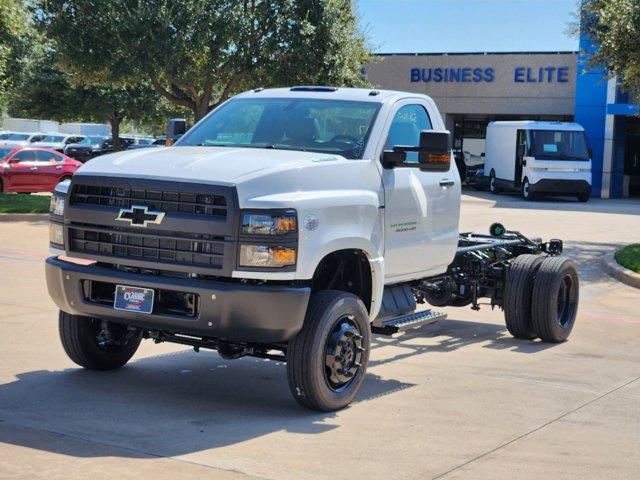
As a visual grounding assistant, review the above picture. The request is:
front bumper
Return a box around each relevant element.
[45,256,310,343]
[529,179,591,197]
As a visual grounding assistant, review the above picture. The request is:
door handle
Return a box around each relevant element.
[29,167,38,171]
[56,165,63,169]
[439,179,455,188]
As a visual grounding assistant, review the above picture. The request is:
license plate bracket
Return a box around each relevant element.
[114,284,154,314]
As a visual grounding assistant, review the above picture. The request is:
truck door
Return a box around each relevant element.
[380,102,460,281]
[514,129,526,187]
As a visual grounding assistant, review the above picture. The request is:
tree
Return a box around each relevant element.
[582,0,640,100]
[36,0,372,121]
[0,0,37,109]
[10,48,165,150]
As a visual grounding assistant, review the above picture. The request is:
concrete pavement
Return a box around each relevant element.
[0,191,638,479]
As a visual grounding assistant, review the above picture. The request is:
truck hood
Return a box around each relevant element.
[77,146,352,185]
[74,145,383,208]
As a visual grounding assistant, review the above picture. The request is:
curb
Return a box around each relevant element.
[0,214,49,222]
[602,251,640,289]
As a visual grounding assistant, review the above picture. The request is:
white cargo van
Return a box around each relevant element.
[484,121,592,202]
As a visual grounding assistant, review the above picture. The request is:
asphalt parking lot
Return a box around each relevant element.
[0,190,639,480]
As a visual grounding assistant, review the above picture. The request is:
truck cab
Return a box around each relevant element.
[484,121,592,202]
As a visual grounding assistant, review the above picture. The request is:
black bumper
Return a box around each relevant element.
[45,257,310,343]
[529,179,591,196]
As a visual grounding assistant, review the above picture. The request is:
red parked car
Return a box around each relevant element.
[0,147,82,193]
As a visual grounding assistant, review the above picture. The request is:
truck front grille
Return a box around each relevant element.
[69,224,225,269]
[65,177,239,276]
[71,184,228,218]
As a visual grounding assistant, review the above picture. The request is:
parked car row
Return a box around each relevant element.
[0,130,168,193]
[0,131,89,150]
[63,135,164,162]
[0,147,82,193]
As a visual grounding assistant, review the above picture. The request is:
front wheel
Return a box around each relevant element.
[59,311,142,370]
[522,178,535,201]
[287,291,370,412]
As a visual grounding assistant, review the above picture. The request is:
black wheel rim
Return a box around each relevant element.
[324,315,365,392]
[556,274,577,328]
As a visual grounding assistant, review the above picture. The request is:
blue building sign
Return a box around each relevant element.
[410,66,570,84]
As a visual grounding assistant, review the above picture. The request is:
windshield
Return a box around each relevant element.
[41,135,66,143]
[78,136,105,145]
[530,130,590,161]
[8,133,30,141]
[178,98,381,159]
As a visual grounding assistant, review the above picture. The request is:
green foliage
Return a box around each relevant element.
[0,0,37,108]
[36,0,372,120]
[615,244,640,273]
[0,193,49,213]
[582,0,640,100]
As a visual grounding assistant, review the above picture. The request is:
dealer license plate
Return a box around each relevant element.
[114,285,154,314]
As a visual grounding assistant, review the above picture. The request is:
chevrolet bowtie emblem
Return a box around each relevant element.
[116,205,166,227]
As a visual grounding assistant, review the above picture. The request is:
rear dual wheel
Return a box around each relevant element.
[531,257,579,342]
[504,256,579,343]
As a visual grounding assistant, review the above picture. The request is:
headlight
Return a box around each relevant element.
[241,212,297,235]
[49,223,64,245]
[239,245,297,267]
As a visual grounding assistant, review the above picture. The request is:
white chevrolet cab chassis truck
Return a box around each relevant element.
[46,87,579,411]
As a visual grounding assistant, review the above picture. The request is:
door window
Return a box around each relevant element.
[11,150,37,163]
[385,104,432,162]
[35,150,63,163]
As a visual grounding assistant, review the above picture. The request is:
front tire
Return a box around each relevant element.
[59,311,142,370]
[531,257,579,342]
[522,177,535,201]
[287,291,370,412]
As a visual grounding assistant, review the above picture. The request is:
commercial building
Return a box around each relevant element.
[365,48,637,198]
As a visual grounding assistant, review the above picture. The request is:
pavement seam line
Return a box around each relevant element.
[0,418,272,480]
[432,375,640,480]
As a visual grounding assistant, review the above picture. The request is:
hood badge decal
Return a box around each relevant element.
[116,205,166,228]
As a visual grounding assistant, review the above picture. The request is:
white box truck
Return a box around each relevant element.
[484,121,592,202]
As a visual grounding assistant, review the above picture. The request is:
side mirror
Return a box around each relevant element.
[166,118,187,146]
[8,158,20,164]
[517,143,526,157]
[418,130,451,172]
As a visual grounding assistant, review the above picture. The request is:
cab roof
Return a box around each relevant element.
[233,86,433,104]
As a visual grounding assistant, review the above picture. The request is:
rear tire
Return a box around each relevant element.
[504,254,543,339]
[531,257,579,342]
[287,291,370,412]
[489,170,500,194]
[59,311,142,370]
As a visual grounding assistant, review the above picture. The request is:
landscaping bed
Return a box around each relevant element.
[0,193,50,214]
[615,244,640,274]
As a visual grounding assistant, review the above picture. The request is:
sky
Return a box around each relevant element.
[357,0,579,54]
